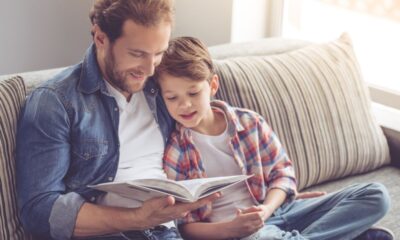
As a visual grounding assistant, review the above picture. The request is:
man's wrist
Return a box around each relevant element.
[126,207,151,230]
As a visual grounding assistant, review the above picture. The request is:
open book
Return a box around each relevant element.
[89,175,252,203]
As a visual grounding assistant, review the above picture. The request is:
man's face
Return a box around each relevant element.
[100,20,171,99]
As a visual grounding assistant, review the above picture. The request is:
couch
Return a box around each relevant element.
[0,33,399,239]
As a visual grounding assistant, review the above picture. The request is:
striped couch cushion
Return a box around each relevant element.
[214,34,390,190]
[0,76,31,239]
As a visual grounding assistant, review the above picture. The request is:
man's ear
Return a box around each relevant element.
[92,24,108,50]
[210,74,219,97]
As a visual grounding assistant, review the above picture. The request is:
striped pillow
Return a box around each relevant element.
[214,34,390,190]
[0,76,31,239]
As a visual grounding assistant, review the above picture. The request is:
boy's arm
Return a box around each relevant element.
[257,116,297,199]
[178,190,287,240]
[259,188,287,221]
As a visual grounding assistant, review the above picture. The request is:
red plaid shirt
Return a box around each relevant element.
[163,100,297,224]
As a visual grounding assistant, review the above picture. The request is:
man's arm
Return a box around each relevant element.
[17,88,219,239]
[74,194,220,237]
[17,88,77,239]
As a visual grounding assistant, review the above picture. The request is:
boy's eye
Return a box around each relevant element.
[189,91,199,96]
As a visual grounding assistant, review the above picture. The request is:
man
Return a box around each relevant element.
[16,1,218,239]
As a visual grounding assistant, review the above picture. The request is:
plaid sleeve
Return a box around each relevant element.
[257,116,297,198]
[162,130,206,224]
[163,130,188,181]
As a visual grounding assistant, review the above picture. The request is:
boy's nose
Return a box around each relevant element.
[179,99,192,109]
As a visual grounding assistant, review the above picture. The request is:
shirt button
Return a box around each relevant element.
[114,107,118,112]
[108,177,113,181]
[150,88,155,94]
[90,196,96,202]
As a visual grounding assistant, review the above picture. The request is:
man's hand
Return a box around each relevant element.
[136,193,220,229]
[296,191,327,199]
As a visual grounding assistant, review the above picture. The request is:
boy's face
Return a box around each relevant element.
[159,74,219,132]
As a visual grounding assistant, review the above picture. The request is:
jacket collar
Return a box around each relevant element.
[78,44,105,94]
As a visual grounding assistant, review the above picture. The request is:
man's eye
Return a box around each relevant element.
[166,96,177,101]
[129,52,143,57]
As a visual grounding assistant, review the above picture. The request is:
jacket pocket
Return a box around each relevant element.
[71,139,109,161]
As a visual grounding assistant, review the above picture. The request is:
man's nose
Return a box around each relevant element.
[142,55,157,76]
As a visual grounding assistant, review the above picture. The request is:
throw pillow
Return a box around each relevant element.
[0,76,31,239]
[214,33,390,190]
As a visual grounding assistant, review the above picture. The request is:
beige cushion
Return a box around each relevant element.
[0,76,31,239]
[214,33,390,190]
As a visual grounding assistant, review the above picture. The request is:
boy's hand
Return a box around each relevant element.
[225,207,265,238]
[137,193,220,229]
[240,205,274,222]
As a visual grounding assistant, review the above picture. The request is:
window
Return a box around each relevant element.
[282,0,400,93]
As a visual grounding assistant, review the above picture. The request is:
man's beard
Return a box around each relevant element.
[103,46,144,95]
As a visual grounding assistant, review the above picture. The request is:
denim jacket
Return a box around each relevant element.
[16,44,174,240]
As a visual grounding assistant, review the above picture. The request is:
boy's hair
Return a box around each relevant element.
[89,0,174,42]
[155,36,215,82]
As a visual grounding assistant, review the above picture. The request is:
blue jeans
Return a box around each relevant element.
[244,183,390,240]
[75,226,182,240]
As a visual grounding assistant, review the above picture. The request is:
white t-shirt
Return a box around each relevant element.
[190,115,255,222]
[97,81,174,227]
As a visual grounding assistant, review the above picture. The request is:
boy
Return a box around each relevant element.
[155,36,392,240]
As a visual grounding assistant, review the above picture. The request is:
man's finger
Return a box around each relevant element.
[149,196,176,209]
[174,192,220,213]
[190,192,220,208]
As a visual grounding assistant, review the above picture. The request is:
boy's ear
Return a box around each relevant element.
[210,74,219,97]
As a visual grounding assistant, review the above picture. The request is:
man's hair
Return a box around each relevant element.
[155,36,215,82]
[89,0,174,42]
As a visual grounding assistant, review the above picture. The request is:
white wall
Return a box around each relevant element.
[231,0,269,43]
[0,0,278,75]
[173,0,234,46]
[174,0,279,46]
[0,0,94,75]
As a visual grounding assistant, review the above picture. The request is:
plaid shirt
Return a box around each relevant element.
[163,100,297,224]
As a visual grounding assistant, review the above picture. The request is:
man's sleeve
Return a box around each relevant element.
[257,116,297,198]
[16,88,85,239]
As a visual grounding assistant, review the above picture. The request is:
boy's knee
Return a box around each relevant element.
[365,182,390,217]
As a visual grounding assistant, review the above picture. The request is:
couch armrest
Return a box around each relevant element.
[382,127,400,167]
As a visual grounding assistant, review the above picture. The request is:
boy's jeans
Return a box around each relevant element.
[76,226,182,240]
[243,183,390,240]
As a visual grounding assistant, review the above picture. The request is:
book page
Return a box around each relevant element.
[89,175,252,203]
[178,175,252,198]
[130,178,192,198]
[89,181,195,202]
